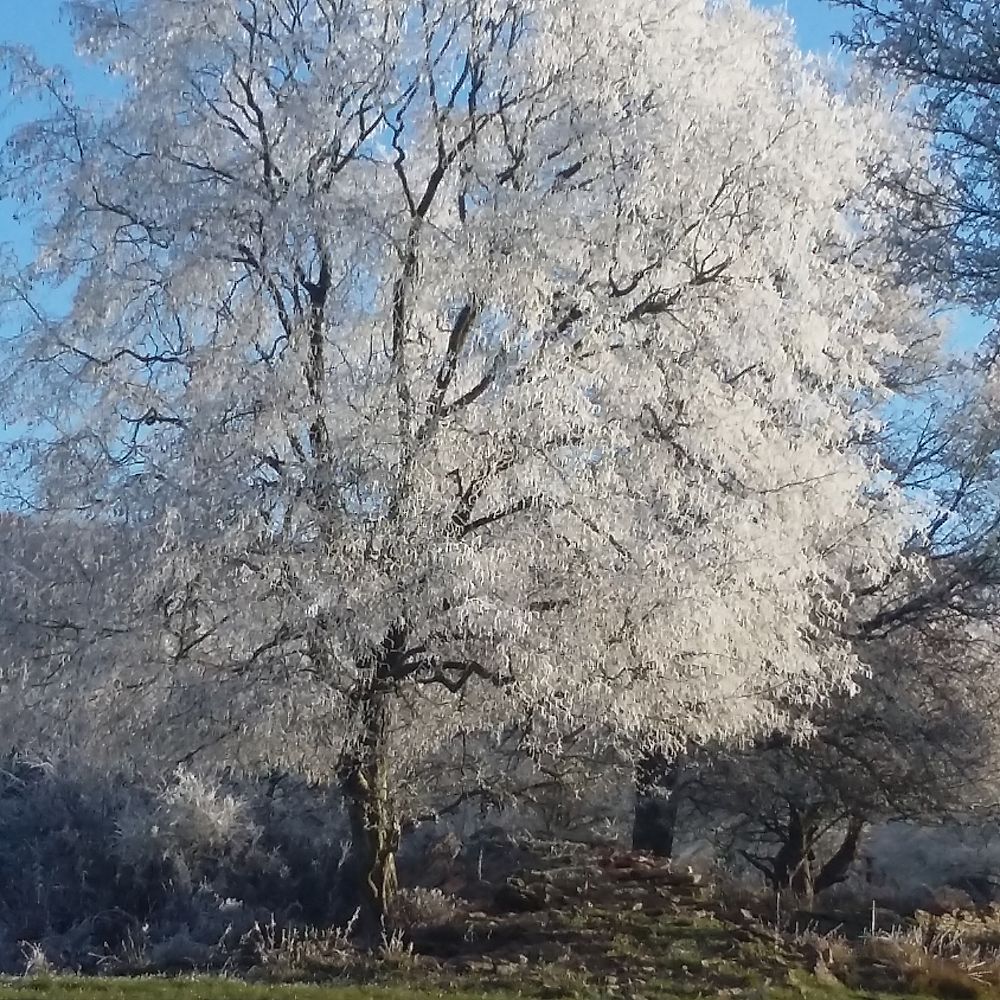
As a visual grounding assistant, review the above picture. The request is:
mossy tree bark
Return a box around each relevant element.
[337,682,400,949]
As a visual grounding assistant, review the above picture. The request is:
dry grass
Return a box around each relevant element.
[793,910,1000,999]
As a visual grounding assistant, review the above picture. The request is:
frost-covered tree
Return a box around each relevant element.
[828,0,1000,603]
[683,612,1000,901]
[830,0,1000,316]
[0,0,929,938]
[677,339,1000,897]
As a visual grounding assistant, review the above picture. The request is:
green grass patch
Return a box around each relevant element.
[0,978,520,1000]
[0,970,964,1000]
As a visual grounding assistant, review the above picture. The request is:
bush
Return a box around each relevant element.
[0,754,350,972]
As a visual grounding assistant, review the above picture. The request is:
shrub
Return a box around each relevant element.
[0,754,349,972]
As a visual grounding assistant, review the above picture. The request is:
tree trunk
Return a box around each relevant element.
[337,684,399,948]
[772,806,816,905]
[632,750,683,857]
[814,816,866,895]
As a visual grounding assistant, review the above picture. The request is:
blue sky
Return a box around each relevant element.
[761,0,853,52]
[2,1,77,58]
[0,1,121,100]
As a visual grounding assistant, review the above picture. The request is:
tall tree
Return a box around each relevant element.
[0,0,928,940]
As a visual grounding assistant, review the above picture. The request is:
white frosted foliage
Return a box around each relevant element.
[0,0,930,768]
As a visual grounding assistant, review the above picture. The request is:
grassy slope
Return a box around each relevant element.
[0,850,980,999]
[0,906,947,1000]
